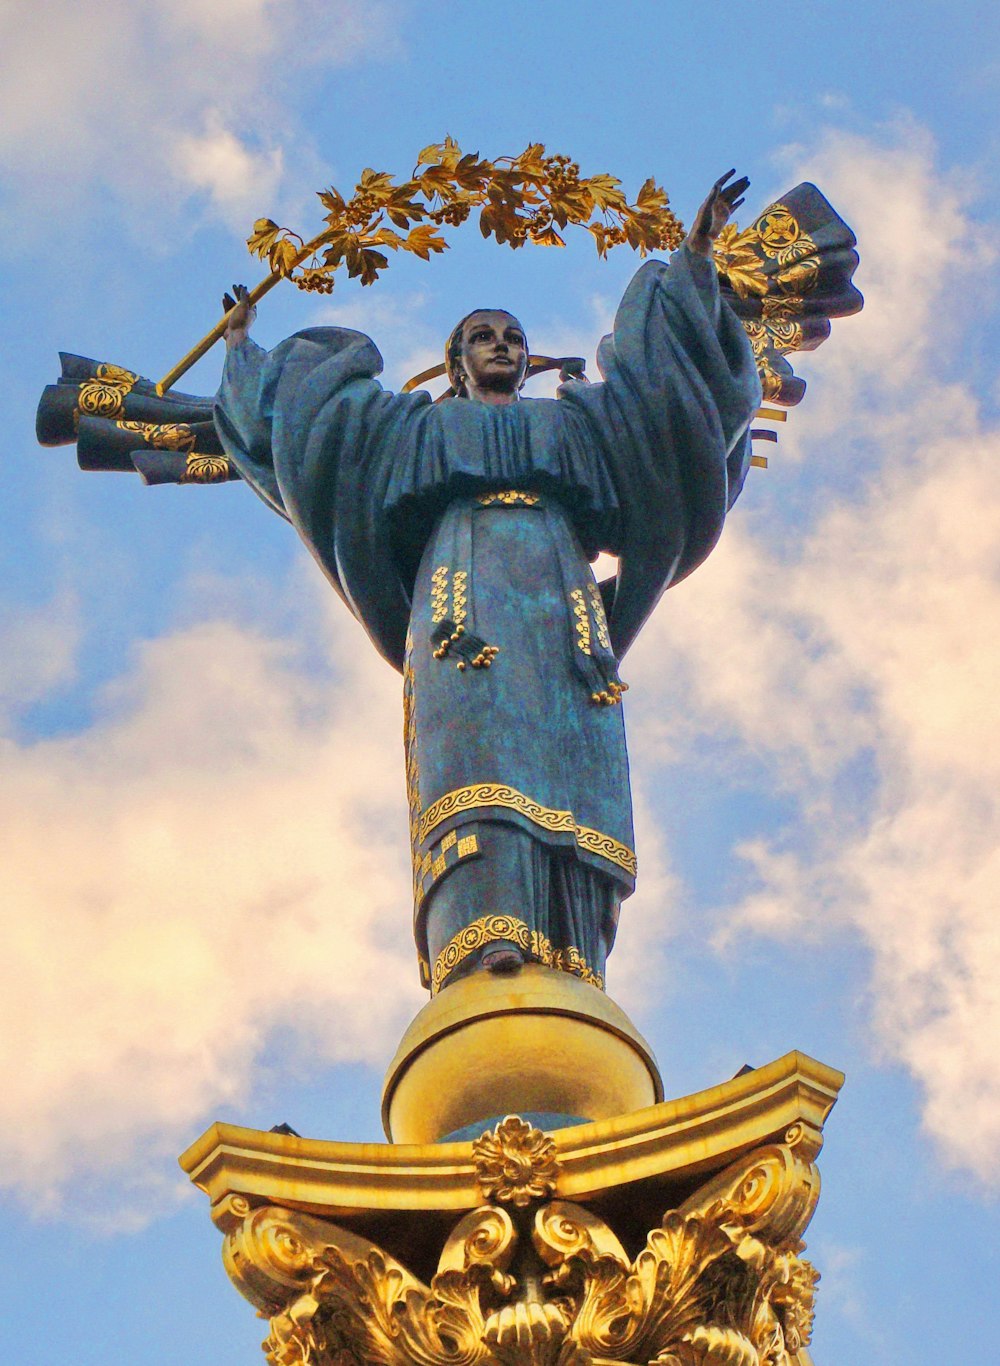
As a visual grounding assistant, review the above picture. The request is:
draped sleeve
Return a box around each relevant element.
[558,244,762,659]
[215,326,432,670]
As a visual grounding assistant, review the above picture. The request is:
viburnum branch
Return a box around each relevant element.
[246,137,687,294]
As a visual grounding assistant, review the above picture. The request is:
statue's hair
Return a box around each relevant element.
[445,309,528,398]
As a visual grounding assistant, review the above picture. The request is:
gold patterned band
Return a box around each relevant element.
[417,782,636,879]
[432,913,604,993]
[475,489,541,507]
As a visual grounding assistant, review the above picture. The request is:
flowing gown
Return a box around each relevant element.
[214,245,761,993]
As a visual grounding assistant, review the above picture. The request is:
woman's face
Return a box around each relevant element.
[457,311,528,399]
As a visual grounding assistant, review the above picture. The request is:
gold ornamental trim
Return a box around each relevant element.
[476,489,541,506]
[180,1049,843,1218]
[418,782,636,878]
[432,914,604,993]
[574,824,636,875]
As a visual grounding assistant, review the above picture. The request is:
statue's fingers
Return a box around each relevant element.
[722,177,750,206]
[222,292,236,312]
[729,196,746,211]
[715,168,736,190]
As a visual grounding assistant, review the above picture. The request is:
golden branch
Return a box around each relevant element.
[156,138,685,395]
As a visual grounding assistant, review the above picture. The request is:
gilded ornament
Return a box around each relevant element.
[417,782,636,881]
[431,914,605,993]
[570,588,592,655]
[244,138,685,302]
[471,1116,560,1207]
[756,207,801,254]
[182,453,230,482]
[117,419,198,451]
[431,565,450,624]
[476,490,541,507]
[224,1142,822,1366]
[711,224,769,299]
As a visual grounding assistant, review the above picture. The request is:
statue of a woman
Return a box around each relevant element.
[213,172,761,995]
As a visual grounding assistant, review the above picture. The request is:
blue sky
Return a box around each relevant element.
[2,2,998,1362]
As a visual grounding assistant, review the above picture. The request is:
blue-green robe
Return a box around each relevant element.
[214,246,761,992]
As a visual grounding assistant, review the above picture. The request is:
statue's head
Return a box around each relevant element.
[445,309,529,403]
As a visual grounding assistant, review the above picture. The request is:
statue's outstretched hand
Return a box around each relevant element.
[685,170,749,257]
[222,283,257,347]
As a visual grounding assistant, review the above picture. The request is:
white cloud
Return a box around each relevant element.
[627,123,1000,1183]
[0,547,677,1222]
[172,110,285,226]
[0,0,397,231]
[0,566,421,1219]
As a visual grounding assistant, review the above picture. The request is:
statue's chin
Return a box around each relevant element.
[475,374,522,398]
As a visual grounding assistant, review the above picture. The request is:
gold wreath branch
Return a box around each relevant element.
[156,138,684,395]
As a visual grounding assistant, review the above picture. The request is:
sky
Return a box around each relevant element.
[1,0,998,1361]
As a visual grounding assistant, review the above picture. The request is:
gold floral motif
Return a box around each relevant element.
[587,582,611,651]
[77,364,137,421]
[570,588,591,654]
[226,1142,822,1366]
[431,565,449,624]
[756,206,801,254]
[417,782,636,880]
[78,384,129,418]
[452,570,468,626]
[472,1116,560,1207]
[476,489,541,507]
[431,914,605,993]
[116,419,197,451]
[182,453,230,482]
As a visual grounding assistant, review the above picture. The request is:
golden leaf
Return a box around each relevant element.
[271,238,301,276]
[358,168,394,197]
[588,223,610,259]
[453,152,492,190]
[404,224,448,260]
[318,187,345,215]
[713,224,768,299]
[352,247,388,285]
[370,226,406,249]
[636,177,668,210]
[416,141,446,166]
[530,224,566,247]
[247,218,281,259]
[513,143,547,179]
[586,173,627,212]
